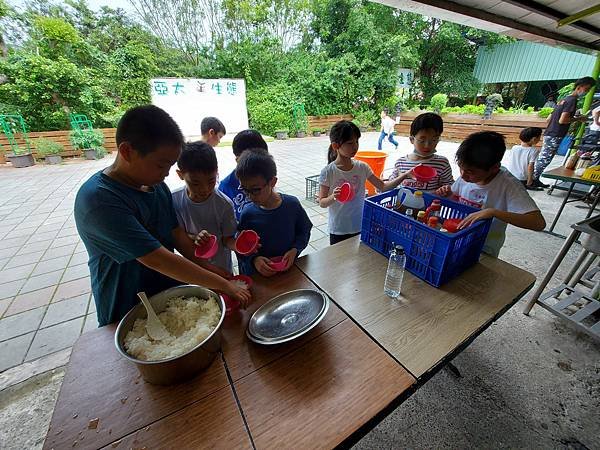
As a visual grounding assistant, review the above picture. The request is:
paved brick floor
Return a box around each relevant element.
[0,132,422,373]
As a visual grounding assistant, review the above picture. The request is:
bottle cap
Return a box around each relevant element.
[394,244,405,254]
[414,191,423,197]
[432,199,441,205]
[417,211,426,217]
[428,217,439,225]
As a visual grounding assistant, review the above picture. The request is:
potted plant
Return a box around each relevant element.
[275,129,289,140]
[311,128,322,137]
[296,129,306,138]
[35,138,64,165]
[70,129,106,160]
[6,145,35,168]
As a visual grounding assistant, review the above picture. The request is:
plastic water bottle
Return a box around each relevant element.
[384,244,406,298]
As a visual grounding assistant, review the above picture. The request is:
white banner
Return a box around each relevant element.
[150,78,249,137]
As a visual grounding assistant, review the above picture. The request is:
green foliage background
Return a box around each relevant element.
[0,0,512,133]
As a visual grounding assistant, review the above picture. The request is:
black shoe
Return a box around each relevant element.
[525,184,543,191]
[532,179,549,188]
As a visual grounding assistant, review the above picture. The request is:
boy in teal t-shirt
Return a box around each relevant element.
[75,105,250,326]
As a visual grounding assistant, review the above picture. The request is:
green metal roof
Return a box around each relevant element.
[473,41,597,83]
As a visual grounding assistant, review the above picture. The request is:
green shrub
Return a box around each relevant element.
[70,129,104,150]
[429,93,448,113]
[34,138,63,156]
[538,107,554,118]
[247,84,296,136]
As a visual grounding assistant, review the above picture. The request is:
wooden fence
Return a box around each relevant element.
[394,112,547,146]
[307,114,353,131]
[0,128,117,161]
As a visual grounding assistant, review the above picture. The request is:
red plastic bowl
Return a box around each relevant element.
[194,234,218,259]
[413,165,438,182]
[338,182,354,203]
[222,275,253,315]
[443,218,462,233]
[235,230,260,255]
[268,256,287,272]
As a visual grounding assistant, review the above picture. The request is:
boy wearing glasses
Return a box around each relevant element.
[235,150,313,277]
[390,112,454,191]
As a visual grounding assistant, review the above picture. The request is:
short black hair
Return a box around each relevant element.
[200,117,226,135]
[116,105,184,156]
[519,127,542,142]
[328,120,361,163]
[575,77,596,88]
[232,129,268,157]
[177,141,218,173]
[410,113,443,136]
[456,131,506,170]
[235,149,276,181]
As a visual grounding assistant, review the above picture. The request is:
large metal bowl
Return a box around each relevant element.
[115,285,225,385]
[247,289,329,345]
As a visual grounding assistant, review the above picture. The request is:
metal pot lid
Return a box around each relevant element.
[247,289,329,345]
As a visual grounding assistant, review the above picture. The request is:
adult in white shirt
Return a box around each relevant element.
[378,109,399,150]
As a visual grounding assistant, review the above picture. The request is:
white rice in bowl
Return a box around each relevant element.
[124,295,221,362]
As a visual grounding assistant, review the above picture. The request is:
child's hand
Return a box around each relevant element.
[331,186,342,201]
[435,185,453,197]
[459,208,496,229]
[254,256,277,277]
[281,248,298,271]
[225,280,251,308]
[194,230,211,245]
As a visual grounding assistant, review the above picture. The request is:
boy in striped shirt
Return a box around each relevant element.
[390,113,454,191]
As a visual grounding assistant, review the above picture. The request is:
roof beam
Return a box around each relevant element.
[503,0,600,38]
[557,4,600,28]
[393,0,600,51]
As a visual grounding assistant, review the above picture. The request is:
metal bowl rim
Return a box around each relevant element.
[247,295,330,345]
[114,284,225,365]
[248,288,328,341]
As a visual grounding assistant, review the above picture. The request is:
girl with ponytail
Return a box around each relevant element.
[319,120,404,245]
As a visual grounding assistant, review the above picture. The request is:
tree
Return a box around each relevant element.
[107,41,158,107]
[0,53,111,129]
[130,0,224,65]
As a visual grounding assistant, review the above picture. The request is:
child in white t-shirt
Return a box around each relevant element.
[319,120,405,245]
[436,131,546,257]
[503,127,542,190]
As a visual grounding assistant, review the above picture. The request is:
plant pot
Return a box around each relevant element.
[296,131,306,138]
[6,153,35,168]
[83,148,97,160]
[45,155,62,165]
[275,131,288,140]
[312,131,321,137]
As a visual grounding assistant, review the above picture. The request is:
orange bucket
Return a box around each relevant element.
[354,151,388,195]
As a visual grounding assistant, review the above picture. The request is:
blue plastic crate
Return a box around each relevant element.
[361,188,491,287]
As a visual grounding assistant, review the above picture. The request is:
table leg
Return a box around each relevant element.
[584,188,600,220]
[548,182,575,233]
[523,228,580,315]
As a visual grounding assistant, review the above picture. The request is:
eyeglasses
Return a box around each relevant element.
[238,183,268,196]
[414,137,440,145]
